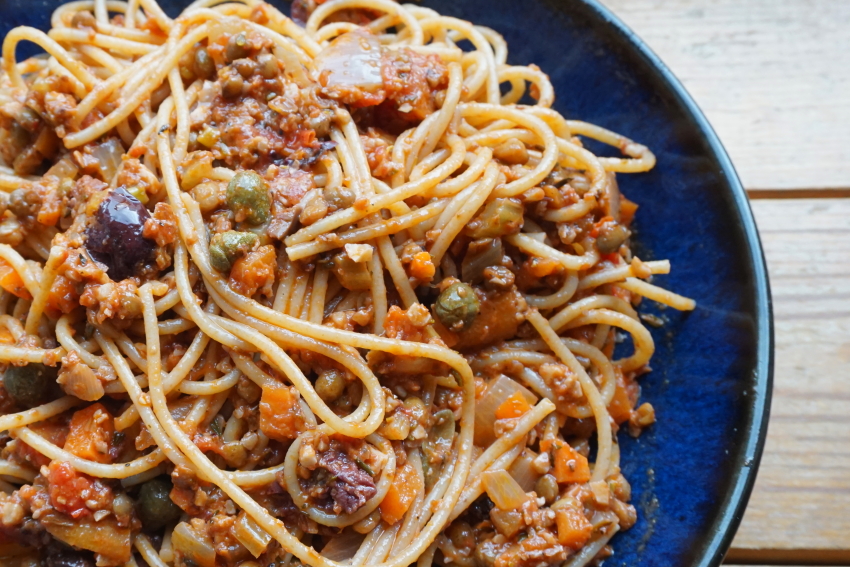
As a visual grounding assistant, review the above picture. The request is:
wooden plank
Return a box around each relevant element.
[726,199,850,559]
[600,0,850,192]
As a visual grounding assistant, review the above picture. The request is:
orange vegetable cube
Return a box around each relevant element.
[64,403,114,464]
[554,445,591,484]
[380,462,421,525]
[555,506,593,549]
[409,251,435,280]
[259,382,306,441]
[0,326,14,345]
[608,369,636,425]
[0,258,31,300]
[495,391,532,420]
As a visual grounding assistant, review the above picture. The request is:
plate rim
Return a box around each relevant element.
[574,1,775,564]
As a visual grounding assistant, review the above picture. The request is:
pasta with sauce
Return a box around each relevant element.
[0,1,695,566]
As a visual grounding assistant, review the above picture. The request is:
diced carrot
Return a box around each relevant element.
[554,445,591,484]
[555,506,593,549]
[527,257,562,278]
[495,391,532,420]
[229,245,276,297]
[259,382,305,441]
[607,370,635,425]
[0,326,14,345]
[64,403,114,464]
[0,258,31,300]
[380,462,421,525]
[619,196,639,227]
[46,275,80,317]
[408,251,435,280]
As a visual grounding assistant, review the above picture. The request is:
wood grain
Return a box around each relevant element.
[726,199,850,560]
[599,0,850,192]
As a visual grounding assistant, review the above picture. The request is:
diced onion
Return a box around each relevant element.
[172,521,216,567]
[275,45,311,88]
[313,30,383,91]
[474,374,537,446]
[508,449,540,492]
[45,156,78,180]
[233,512,272,558]
[89,138,123,182]
[320,529,365,562]
[482,469,529,511]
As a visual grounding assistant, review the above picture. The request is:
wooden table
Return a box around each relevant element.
[599,1,850,564]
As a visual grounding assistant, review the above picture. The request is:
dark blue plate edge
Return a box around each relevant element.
[575,1,775,564]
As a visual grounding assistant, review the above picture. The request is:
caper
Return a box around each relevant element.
[225,32,250,62]
[596,221,631,254]
[256,53,279,79]
[178,50,196,82]
[467,198,524,239]
[422,409,455,489]
[3,363,58,408]
[137,477,182,531]
[322,184,355,210]
[8,122,30,149]
[226,171,270,224]
[330,251,371,291]
[8,188,41,220]
[447,521,475,551]
[193,46,216,80]
[535,474,559,504]
[315,369,346,402]
[233,58,256,79]
[434,282,479,331]
[221,68,244,98]
[209,230,258,272]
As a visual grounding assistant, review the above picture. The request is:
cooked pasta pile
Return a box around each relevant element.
[0,0,695,566]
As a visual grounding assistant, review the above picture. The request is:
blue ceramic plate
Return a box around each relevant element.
[1,1,773,566]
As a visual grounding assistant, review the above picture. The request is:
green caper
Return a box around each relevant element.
[178,50,196,82]
[3,363,58,408]
[322,184,355,209]
[209,230,258,272]
[193,46,216,80]
[225,32,250,62]
[221,67,244,98]
[434,282,479,331]
[330,251,371,291]
[256,53,279,80]
[535,474,559,504]
[596,221,631,254]
[466,198,524,239]
[447,521,475,551]
[8,122,30,149]
[422,409,455,489]
[233,58,256,79]
[137,477,182,531]
[8,188,41,220]
[315,369,346,402]
[226,171,270,224]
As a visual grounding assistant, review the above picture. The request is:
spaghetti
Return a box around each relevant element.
[0,1,695,566]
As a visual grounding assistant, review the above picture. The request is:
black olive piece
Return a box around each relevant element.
[41,543,97,567]
[3,363,59,408]
[85,187,155,281]
[137,476,182,531]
